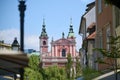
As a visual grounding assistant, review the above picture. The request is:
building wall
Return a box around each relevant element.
[51,43,76,57]
[114,6,120,36]
[79,2,96,69]
[0,41,11,50]
[96,0,113,49]
[41,38,78,67]
[80,17,86,41]
[40,38,48,53]
[96,0,114,70]
[84,6,96,28]
[96,0,113,38]
[87,40,96,69]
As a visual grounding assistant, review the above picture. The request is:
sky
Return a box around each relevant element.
[0,0,94,51]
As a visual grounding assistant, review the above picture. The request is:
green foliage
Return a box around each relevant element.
[28,55,40,70]
[82,67,102,80]
[66,53,73,79]
[24,55,43,80]
[44,65,67,80]
[76,57,82,78]
[24,54,83,80]
[93,36,120,65]
[93,36,120,80]
[24,68,43,80]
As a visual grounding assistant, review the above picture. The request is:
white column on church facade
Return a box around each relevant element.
[60,51,61,57]
[70,45,72,55]
[54,46,55,57]
[72,45,73,56]
[75,46,76,56]
[52,46,54,57]
[55,46,57,57]
[40,40,42,53]
[40,47,42,53]
[73,46,75,57]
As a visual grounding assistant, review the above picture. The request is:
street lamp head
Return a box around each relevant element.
[12,37,20,51]
[18,0,26,11]
[18,0,26,2]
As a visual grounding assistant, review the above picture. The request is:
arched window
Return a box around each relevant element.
[62,49,66,57]
[43,41,46,45]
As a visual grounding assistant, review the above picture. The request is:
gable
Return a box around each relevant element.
[52,38,74,45]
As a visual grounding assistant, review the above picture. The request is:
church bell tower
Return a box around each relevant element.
[67,18,75,40]
[39,19,48,53]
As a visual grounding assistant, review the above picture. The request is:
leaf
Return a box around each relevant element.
[95,57,106,64]
[93,48,108,57]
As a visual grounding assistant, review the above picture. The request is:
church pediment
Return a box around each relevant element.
[52,38,73,45]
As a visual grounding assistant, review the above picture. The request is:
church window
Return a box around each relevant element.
[43,41,46,45]
[62,49,66,57]
[106,26,111,50]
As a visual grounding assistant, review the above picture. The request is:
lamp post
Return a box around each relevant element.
[18,0,26,80]
[18,0,26,52]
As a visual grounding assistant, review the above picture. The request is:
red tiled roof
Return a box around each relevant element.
[87,31,96,39]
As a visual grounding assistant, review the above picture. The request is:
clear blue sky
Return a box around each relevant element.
[0,0,94,51]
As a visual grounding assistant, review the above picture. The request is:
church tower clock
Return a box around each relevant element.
[39,19,48,53]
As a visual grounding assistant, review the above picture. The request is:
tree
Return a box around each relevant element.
[66,53,73,79]
[24,55,43,80]
[44,65,67,80]
[94,36,120,80]
[76,56,82,78]
[105,0,120,9]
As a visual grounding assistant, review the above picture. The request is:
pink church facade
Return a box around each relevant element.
[39,19,79,67]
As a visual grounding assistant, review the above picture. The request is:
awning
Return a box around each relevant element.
[0,50,29,75]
